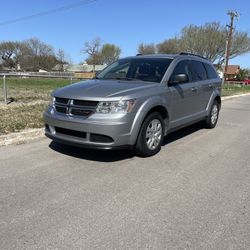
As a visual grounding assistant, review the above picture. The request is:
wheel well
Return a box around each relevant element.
[145,106,169,134]
[146,105,168,120]
[215,96,221,109]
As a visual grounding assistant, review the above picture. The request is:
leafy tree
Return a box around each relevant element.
[138,43,156,54]
[99,44,121,65]
[236,68,250,81]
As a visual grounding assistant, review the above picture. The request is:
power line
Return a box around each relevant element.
[0,0,97,26]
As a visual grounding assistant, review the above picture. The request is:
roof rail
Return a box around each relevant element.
[179,52,207,60]
[136,53,142,56]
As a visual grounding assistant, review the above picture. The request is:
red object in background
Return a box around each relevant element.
[225,79,250,85]
[243,79,250,85]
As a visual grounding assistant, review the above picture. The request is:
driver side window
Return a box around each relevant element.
[170,60,192,83]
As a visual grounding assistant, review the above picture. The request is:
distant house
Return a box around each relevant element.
[225,65,240,79]
[52,63,106,79]
[214,64,240,79]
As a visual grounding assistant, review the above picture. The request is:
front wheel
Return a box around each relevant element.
[204,100,220,128]
[135,112,164,157]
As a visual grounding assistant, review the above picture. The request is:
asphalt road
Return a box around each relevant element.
[1,96,250,250]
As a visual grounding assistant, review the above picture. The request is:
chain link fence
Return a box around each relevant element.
[0,72,94,104]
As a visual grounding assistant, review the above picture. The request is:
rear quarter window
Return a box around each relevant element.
[204,63,219,79]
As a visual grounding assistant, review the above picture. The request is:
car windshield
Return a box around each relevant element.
[96,58,172,83]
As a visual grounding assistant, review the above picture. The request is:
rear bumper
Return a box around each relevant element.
[43,109,136,149]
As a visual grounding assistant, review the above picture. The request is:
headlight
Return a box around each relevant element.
[49,96,55,106]
[96,99,136,114]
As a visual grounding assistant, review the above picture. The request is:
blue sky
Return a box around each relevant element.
[0,0,250,67]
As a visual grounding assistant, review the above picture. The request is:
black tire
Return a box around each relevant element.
[135,112,164,157]
[204,100,220,128]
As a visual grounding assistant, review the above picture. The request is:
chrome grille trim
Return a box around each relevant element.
[54,97,98,117]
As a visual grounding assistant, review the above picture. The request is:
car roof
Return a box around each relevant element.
[127,53,210,63]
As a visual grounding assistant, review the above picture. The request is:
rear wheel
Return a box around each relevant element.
[135,112,164,157]
[204,100,220,128]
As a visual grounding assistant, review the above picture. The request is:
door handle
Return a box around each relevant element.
[191,87,198,92]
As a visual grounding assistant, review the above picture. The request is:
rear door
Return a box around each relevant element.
[168,60,200,127]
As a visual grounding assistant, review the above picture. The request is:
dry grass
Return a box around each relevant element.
[0,77,77,135]
[0,102,48,135]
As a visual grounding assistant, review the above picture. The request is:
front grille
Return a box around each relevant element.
[55,106,67,114]
[55,97,69,104]
[73,100,98,107]
[54,97,98,117]
[71,109,93,116]
[55,127,86,138]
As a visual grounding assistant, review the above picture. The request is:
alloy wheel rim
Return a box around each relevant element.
[211,105,218,124]
[146,119,162,150]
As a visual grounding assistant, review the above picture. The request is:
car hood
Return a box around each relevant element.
[53,79,158,100]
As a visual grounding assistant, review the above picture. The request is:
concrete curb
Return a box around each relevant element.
[222,92,250,101]
[1,93,250,147]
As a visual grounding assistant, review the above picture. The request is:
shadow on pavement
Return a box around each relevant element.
[49,142,135,162]
[163,122,203,146]
[49,123,203,162]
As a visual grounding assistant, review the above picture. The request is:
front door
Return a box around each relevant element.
[168,60,200,128]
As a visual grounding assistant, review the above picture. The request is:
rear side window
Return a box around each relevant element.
[190,61,207,81]
[170,60,192,83]
[204,63,218,79]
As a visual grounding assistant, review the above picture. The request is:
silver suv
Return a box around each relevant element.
[44,53,221,157]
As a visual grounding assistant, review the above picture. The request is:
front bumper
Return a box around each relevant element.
[43,108,136,149]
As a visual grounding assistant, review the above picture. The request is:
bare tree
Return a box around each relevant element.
[138,43,156,54]
[21,38,57,71]
[57,49,67,71]
[0,41,17,69]
[155,22,250,64]
[82,37,101,72]
[157,38,183,54]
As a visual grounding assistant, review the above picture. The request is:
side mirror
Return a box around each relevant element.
[169,74,188,85]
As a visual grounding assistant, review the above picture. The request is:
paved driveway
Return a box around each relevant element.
[0,96,250,249]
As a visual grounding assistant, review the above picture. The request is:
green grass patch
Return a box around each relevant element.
[0,77,77,102]
[0,77,80,135]
[222,84,250,97]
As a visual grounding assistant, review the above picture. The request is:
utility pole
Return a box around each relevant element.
[223,10,240,82]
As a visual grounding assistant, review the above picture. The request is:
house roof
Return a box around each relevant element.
[226,65,240,75]
[213,64,240,75]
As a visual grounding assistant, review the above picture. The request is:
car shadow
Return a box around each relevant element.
[49,123,203,162]
[162,122,203,146]
[49,142,135,162]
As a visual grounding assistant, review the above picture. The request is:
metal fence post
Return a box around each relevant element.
[3,75,7,104]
